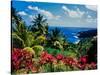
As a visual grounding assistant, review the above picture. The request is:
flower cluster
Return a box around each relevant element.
[39,51,56,64]
[11,48,35,72]
[39,52,77,66]
[62,57,78,66]
[79,55,88,64]
[78,55,97,70]
[12,49,97,73]
[39,51,97,70]
[56,54,64,60]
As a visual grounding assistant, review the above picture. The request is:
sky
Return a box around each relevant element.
[12,1,97,28]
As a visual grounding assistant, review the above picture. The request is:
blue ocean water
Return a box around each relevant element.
[48,26,96,43]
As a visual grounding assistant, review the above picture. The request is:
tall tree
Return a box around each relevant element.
[30,14,48,36]
[11,7,35,48]
[47,27,66,50]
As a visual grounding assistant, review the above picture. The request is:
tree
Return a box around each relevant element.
[30,14,48,36]
[47,27,66,50]
[11,7,35,48]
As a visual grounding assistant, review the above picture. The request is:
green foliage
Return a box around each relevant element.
[45,47,62,56]
[65,50,77,58]
[78,38,93,56]
[53,41,63,50]
[33,45,44,57]
[56,61,67,71]
[47,27,67,50]
[30,14,48,36]
[34,35,46,45]
[45,47,78,58]
[23,47,35,56]
[12,8,35,48]
[16,69,28,74]
[12,33,25,48]
[12,29,35,48]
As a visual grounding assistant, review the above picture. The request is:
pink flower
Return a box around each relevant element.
[56,54,64,60]
[62,57,78,66]
[40,51,55,64]
[80,56,88,64]
[12,48,33,70]
[40,51,48,58]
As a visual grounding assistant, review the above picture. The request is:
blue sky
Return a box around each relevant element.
[12,1,97,28]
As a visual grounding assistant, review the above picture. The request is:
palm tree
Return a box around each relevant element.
[11,7,35,48]
[30,14,48,36]
[47,27,66,50]
[11,7,22,29]
[50,28,61,41]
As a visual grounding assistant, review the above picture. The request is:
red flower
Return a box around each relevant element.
[80,56,88,64]
[62,57,78,66]
[40,51,56,64]
[12,48,34,70]
[40,51,48,58]
[56,54,64,60]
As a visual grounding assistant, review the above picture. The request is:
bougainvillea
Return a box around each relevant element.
[11,48,37,73]
[12,48,97,74]
[39,51,56,64]
[56,54,64,60]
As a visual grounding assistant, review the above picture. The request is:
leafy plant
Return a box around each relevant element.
[33,45,44,57]
[47,27,66,50]
[12,8,35,48]
[23,47,35,56]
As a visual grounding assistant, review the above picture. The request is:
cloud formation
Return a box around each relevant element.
[17,11,27,16]
[86,15,97,23]
[62,5,85,18]
[28,5,60,20]
[85,5,97,11]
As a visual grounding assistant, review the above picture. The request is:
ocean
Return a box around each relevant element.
[48,26,96,44]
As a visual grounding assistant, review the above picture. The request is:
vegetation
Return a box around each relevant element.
[11,7,97,74]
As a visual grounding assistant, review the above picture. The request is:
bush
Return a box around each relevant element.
[11,48,38,74]
[33,45,44,57]
[23,47,35,56]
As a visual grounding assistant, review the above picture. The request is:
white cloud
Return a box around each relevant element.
[28,6,38,10]
[86,15,97,23]
[62,6,70,12]
[87,15,92,19]
[29,15,35,19]
[28,5,60,20]
[85,5,97,11]
[62,5,85,18]
[17,11,27,16]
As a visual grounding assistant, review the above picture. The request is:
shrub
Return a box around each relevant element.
[11,48,37,74]
[39,51,56,64]
[56,54,64,60]
[33,45,44,57]
[23,47,35,56]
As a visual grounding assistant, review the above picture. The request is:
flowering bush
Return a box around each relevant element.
[39,51,56,64]
[12,49,97,74]
[56,54,64,60]
[11,48,37,73]
[39,51,97,72]
[78,55,97,70]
